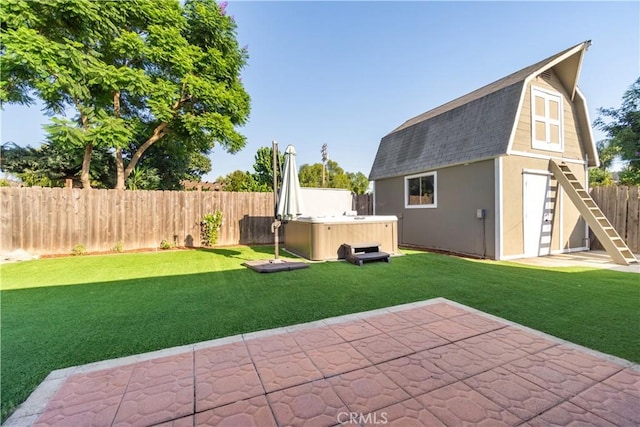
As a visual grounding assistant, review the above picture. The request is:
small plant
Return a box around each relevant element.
[111,240,124,253]
[201,210,223,246]
[71,244,87,256]
[159,239,175,250]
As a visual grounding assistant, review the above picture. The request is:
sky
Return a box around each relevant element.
[1,1,638,181]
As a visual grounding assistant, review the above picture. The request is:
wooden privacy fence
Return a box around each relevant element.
[589,186,640,253]
[353,193,373,215]
[0,187,279,255]
[0,188,375,255]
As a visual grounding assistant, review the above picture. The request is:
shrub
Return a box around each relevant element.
[111,241,124,253]
[201,210,223,246]
[159,239,174,250]
[71,244,87,256]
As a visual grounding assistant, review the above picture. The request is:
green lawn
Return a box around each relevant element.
[1,246,639,422]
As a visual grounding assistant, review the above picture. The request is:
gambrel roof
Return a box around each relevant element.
[369,41,597,181]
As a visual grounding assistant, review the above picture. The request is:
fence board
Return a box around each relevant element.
[0,189,12,252]
[616,186,628,241]
[627,187,639,253]
[590,186,639,254]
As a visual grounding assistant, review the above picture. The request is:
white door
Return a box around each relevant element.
[523,173,552,257]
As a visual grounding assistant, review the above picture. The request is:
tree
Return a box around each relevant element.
[1,141,115,188]
[219,145,284,192]
[220,169,257,192]
[348,172,370,195]
[594,77,640,185]
[140,137,213,190]
[589,140,618,186]
[588,167,614,187]
[1,0,250,189]
[252,146,283,191]
[126,166,161,190]
[298,163,324,188]
[1,137,209,190]
[299,160,369,193]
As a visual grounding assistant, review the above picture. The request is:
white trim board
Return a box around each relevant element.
[494,157,503,260]
[522,168,552,176]
[506,82,528,156]
[509,150,586,165]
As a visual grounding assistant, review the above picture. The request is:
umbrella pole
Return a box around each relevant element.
[273,140,279,260]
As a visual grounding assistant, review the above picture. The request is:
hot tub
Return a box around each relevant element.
[284,215,398,261]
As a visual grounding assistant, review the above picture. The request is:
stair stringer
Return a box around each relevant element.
[549,160,637,266]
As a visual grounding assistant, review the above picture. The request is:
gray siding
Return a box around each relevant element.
[374,160,496,258]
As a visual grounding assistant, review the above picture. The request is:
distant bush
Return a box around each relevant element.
[111,241,124,253]
[71,244,88,256]
[159,239,174,250]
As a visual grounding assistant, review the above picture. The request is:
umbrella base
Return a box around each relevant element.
[244,259,309,273]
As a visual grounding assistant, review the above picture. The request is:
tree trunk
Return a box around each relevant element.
[111,91,128,190]
[78,107,92,189]
[81,143,93,189]
[122,123,168,183]
[115,148,125,190]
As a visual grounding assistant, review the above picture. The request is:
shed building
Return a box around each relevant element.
[369,41,636,264]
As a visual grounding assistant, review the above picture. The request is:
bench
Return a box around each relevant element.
[341,242,390,266]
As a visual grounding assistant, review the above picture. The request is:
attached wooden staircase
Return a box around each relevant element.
[549,160,637,265]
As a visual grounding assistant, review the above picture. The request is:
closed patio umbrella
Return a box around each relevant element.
[243,142,309,272]
[276,145,304,221]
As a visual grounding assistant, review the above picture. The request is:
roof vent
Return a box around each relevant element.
[540,70,552,80]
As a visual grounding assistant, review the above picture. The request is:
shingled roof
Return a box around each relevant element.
[369,42,593,181]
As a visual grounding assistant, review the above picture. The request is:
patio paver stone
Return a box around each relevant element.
[394,307,443,325]
[463,367,563,420]
[351,334,414,364]
[327,365,410,414]
[328,319,383,341]
[364,398,446,427]
[15,298,638,427]
[195,363,264,412]
[525,401,616,427]
[503,354,599,399]
[389,325,449,352]
[305,342,372,377]
[415,381,521,426]
[377,354,457,397]
[266,379,348,427]
[363,312,416,333]
[287,326,345,351]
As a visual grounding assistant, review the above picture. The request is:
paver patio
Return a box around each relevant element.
[6,298,639,426]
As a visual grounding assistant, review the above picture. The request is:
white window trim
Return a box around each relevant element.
[531,86,564,153]
[404,171,437,209]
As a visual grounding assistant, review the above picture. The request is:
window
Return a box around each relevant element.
[531,87,563,152]
[405,172,437,208]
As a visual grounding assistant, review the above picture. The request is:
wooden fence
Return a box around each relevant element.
[354,193,373,215]
[589,186,640,253]
[0,187,375,255]
[0,187,280,255]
